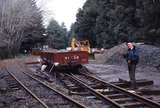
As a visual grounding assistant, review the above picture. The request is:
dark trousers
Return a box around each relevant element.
[128,63,137,89]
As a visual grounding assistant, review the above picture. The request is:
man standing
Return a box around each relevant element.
[125,42,139,89]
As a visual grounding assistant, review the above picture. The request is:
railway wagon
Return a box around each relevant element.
[32,50,89,71]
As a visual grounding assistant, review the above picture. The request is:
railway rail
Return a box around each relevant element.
[70,72,160,108]
[25,56,160,108]
[5,68,88,108]
[56,69,160,108]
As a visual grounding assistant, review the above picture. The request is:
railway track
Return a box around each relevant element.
[25,62,160,108]
[5,68,88,108]
[56,70,160,108]
[70,72,160,108]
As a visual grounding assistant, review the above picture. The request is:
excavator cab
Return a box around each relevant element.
[79,40,91,54]
[71,38,91,54]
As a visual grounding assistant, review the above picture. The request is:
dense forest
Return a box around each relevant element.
[0,0,160,59]
[46,19,68,49]
[72,0,160,48]
[0,0,67,59]
[0,0,45,58]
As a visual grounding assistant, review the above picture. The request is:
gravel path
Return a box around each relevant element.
[86,64,160,88]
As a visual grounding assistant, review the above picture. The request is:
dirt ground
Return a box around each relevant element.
[86,63,160,89]
[0,43,160,107]
[89,43,160,89]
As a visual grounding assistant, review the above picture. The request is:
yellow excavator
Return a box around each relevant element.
[71,37,91,54]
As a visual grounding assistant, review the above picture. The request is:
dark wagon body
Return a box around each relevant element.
[41,51,88,65]
[32,50,89,71]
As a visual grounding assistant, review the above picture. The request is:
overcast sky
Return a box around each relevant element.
[36,0,86,30]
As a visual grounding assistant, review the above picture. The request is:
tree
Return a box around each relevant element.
[46,19,68,49]
[73,0,160,48]
[74,0,99,47]
[0,0,44,58]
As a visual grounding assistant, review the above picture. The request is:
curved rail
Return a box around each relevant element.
[22,71,88,108]
[6,68,88,108]
[80,72,160,108]
[6,69,49,108]
[65,74,124,108]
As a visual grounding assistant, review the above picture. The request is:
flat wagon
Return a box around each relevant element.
[32,50,89,71]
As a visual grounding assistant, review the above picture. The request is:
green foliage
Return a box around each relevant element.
[74,0,98,47]
[73,0,160,48]
[46,19,68,49]
[0,0,45,58]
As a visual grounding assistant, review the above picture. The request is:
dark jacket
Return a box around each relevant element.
[126,46,139,64]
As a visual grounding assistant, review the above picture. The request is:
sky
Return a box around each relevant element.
[36,0,86,30]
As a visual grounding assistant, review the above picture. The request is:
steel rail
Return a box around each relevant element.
[81,73,160,108]
[6,69,49,108]
[22,71,88,108]
[66,74,124,108]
